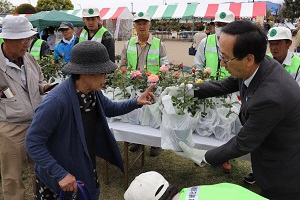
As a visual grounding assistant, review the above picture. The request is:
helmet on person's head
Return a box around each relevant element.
[82,7,99,18]
[133,12,151,22]
[214,10,235,23]
[124,171,169,200]
[267,27,292,41]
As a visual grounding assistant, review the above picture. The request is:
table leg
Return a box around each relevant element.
[124,142,129,189]
[141,145,145,167]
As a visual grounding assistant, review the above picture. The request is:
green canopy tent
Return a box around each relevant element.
[27,10,85,32]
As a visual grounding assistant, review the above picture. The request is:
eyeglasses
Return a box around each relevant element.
[20,37,34,45]
[220,56,236,64]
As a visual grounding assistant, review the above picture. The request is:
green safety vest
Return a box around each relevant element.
[179,183,267,200]
[204,34,230,80]
[0,38,3,45]
[267,53,300,80]
[30,39,43,60]
[79,26,110,43]
[126,36,161,74]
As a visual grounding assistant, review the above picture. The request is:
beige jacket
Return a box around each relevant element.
[0,48,47,125]
[193,31,207,49]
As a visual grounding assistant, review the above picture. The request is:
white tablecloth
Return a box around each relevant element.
[109,121,234,150]
[109,120,250,161]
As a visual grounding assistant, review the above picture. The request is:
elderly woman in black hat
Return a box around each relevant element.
[25,41,156,199]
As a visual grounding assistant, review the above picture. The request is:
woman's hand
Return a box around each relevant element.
[58,173,77,192]
[136,84,156,105]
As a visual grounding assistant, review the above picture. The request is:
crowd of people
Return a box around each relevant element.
[0,6,300,200]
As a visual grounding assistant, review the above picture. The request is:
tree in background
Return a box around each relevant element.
[0,0,15,13]
[280,0,300,22]
[36,0,73,11]
[16,3,37,14]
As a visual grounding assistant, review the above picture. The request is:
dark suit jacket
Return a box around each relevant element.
[194,56,300,194]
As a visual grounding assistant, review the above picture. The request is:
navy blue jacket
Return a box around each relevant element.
[26,77,139,194]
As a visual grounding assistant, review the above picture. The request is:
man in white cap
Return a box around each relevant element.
[120,11,169,157]
[124,171,266,200]
[79,7,115,62]
[243,26,300,185]
[194,10,235,80]
[0,15,52,199]
[193,10,235,173]
[267,27,300,85]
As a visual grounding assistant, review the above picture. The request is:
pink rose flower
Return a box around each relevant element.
[173,71,179,77]
[204,68,212,74]
[130,70,142,78]
[160,64,169,73]
[148,74,159,83]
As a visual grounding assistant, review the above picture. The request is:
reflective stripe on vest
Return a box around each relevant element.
[204,34,230,79]
[79,26,109,43]
[30,39,43,60]
[126,36,161,74]
[0,38,3,45]
[267,53,300,80]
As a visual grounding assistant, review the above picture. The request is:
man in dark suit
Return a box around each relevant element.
[178,20,300,199]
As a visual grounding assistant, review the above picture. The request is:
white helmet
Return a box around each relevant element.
[214,10,235,23]
[267,27,292,41]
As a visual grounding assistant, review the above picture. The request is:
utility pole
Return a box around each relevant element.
[131,2,133,13]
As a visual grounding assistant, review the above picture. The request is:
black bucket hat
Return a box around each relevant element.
[63,41,117,74]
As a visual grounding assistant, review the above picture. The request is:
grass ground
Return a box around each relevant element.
[0,144,260,200]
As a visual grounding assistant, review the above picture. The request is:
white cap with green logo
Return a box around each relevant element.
[268,27,292,41]
[214,10,235,23]
[133,12,151,22]
[82,8,99,18]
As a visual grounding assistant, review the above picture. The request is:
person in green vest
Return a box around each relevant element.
[243,26,300,185]
[120,12,169,157]
[0,38,3,44]
[194,10,235,80]
[29,33,50,61]
[124,171,267,200]
[120,11,169,75]
[79,7,115,62]
[267,26,300,85]
[194,10,235,174]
